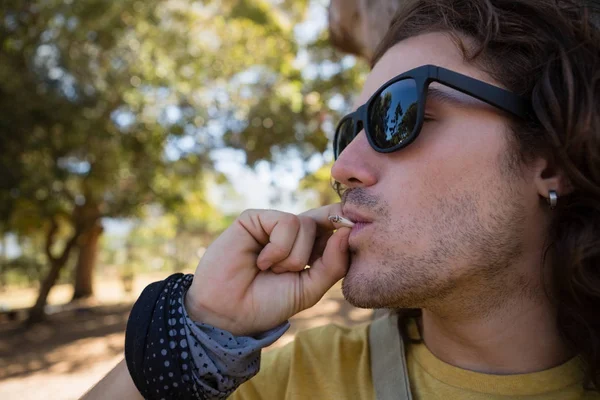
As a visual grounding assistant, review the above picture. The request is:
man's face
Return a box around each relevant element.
[331,32,541,312]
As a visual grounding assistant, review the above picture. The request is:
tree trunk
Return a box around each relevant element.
[0,232,6,292]
[27,218,81,325]
[28,259,63,323]
[328,0,403,62]
[71,220,103,301]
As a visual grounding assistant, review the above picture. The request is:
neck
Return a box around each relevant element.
[420,296,574,375]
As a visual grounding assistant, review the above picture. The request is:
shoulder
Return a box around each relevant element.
[289,321,370,352]
[231,322,372,400]
[264,321,371,370]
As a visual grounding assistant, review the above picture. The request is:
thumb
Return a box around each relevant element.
[299,227,351,308]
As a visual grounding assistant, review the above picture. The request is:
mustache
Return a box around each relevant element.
[341,187,388,217]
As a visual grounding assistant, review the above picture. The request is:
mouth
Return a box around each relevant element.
[341,208,373,225]
[342,208,373,239]
[350,221,371,234]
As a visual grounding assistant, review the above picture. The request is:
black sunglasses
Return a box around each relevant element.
[333,64,530,159]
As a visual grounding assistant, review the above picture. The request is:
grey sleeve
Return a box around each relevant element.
[181,288,290,398]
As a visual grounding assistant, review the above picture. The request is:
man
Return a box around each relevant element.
[83,0,600,398]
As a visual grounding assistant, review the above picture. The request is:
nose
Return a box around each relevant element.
[331,129,378,189]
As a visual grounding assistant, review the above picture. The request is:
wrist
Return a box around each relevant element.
[183,285,233,332]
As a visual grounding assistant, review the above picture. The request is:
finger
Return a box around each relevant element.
[307,231,333,266]
[298,227,351,308]
[271,265,289,274]
[271,265,307,274]
[254,213,300,270]
[271,216,317,272]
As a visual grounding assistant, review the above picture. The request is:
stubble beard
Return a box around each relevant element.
[341,174,529,315]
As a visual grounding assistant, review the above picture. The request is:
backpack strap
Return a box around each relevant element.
[369,311,413,400]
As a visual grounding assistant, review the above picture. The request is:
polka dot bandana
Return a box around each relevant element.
[125,273,289,399]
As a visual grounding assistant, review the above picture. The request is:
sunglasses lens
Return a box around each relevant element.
[334,118,356,159]
[368,79,419,150]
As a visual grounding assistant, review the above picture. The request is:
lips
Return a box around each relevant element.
[341,208,373,242]
[341,208,373,224]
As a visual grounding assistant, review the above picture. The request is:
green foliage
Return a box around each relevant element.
[2,256,46,287]
[98,173,237,276]
[223,27,368,165]
[300,163,340,207]
[0,0,366,280]
[1,0,206,231]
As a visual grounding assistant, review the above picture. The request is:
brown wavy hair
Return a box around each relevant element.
[334,0,600,390]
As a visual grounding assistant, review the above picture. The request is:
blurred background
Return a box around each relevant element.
[0,0,402,398]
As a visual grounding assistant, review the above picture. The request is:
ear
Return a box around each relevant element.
[530,155,573,201]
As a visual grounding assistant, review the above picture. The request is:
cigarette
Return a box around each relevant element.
[328,215,355,227]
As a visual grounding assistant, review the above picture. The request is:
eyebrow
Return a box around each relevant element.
[426,86,491,109]
[427,87,469,106]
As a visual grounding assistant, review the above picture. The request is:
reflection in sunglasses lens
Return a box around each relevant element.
[336,118,356,158]
[368,79,419,150]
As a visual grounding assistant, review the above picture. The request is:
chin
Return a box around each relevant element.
[341,254,442,310]
[341,261,398,309]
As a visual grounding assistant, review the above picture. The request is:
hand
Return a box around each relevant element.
[184,203,351,336]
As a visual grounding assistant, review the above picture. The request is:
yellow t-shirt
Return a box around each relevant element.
[231,319,598,399]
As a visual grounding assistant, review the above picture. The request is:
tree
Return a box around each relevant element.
[328,0,402,62]
[1,0,206,320]
[1,0,367,322]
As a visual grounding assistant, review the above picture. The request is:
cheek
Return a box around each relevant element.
[418,115,509,194]
[374,116,509,239]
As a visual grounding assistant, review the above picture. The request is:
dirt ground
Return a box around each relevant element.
[0,274,373,400]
